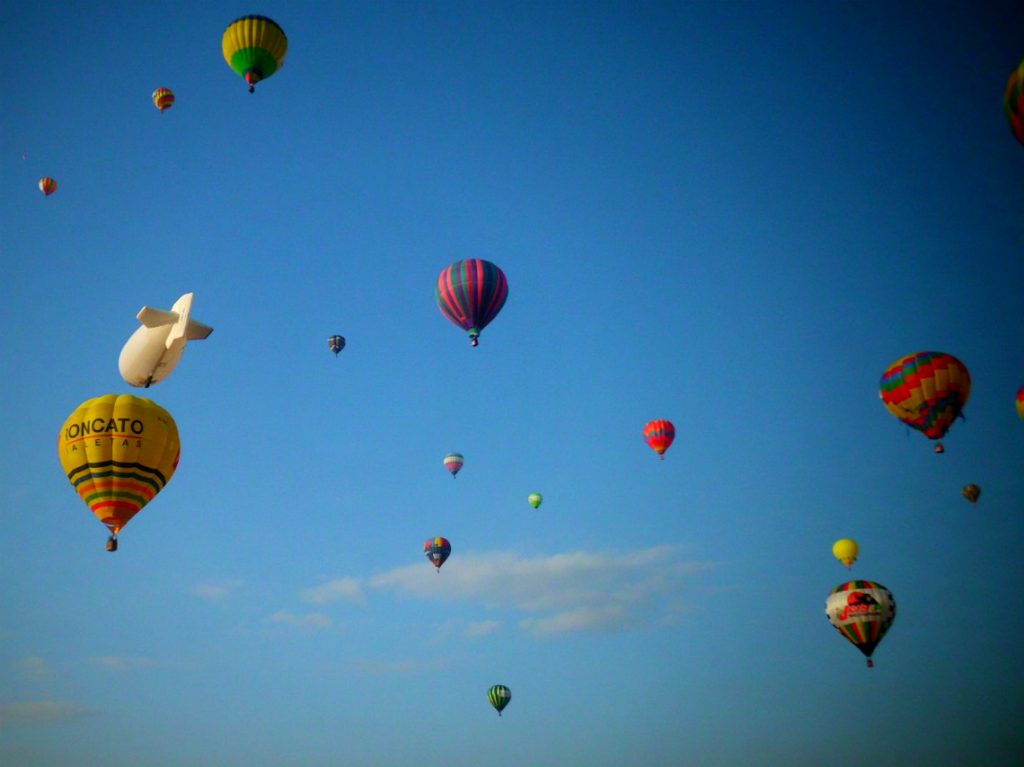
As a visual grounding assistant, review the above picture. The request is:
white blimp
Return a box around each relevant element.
[118,292,213,387]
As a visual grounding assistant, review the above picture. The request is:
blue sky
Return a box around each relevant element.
[3,2,1023,765]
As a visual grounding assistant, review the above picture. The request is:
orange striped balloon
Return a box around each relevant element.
[152,88,175,112]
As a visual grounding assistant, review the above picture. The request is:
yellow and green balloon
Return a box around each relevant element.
[222,15,288,93]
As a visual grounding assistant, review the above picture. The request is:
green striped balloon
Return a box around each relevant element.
[487,684,511,716]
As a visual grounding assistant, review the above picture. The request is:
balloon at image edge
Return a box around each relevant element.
[1005,59,1024,146]
[435,259,508,346]
[832,538,859,568]
[152,87,174,112]
[222,15,288,93]
[825,580,896,668]
[424,536,451,571]
[443,452,464,478]
[879,352,970,453]
[488,685,511,717]
[1016,385,1024,421]
[57,394,180,549]
[643,419,675,459]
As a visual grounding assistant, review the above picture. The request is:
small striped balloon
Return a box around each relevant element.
[443,452,464,478]
[152,88,175,112]
[38,177,57,196]
[487,685,511,716]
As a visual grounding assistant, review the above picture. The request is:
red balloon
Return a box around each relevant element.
[643,419,675,459]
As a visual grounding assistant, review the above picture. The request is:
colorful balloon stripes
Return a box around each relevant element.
[222,15,288,92]
[435,259,508,346]
[825,580,896,668]
[879,352,971,449]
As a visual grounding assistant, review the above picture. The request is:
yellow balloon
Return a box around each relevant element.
[58,395,180,544]
[832,538,859,568]
[222,15,288,92]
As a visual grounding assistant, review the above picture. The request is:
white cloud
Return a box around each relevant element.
[191,579,244,601]
[351,657,449,675]
[89,656,159,672]
[0,701,92,726]
[269,611,332,630]
[300,577,365,606]
[16,656,55,680]
[464,620,502,638]
[303,545,713,637]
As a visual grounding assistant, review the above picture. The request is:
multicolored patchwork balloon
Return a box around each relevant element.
[328,335,345,355]
[1016,385,1024,421]
[487,684,511,716]
[435,259,508,346]
[222,15,288,93]
[57,394,180,550]
[825,580,896,668]
[152,88,175,112]
[643,419,675,459]
[424,536,451,571]
[38,177,57,196]
[443,452,464,478]
[1005,59,1024,146]
[879,352,971,453]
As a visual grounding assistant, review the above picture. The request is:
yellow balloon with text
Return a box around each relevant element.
[58,394,180,545]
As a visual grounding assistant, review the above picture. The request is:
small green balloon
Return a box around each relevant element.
[528,493,543,509]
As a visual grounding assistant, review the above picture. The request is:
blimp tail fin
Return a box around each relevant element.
[137,306,178,328]
[165,293,213,348]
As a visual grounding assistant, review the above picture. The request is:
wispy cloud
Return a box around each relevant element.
[464,620,503,638]
[89,656,160,672]
[0,701,93,726]
[191,579,244,601]
[350,657,449,675]
[301,545,714,637]
[300,577,365,606]
[15,656,55,680]
[268,610,332,630]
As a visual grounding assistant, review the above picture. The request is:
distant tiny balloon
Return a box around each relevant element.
[443,452,464,478]
[643,419,675,459]
[152,88,175,112]
[528,493,542,509]
[961,484,980,504]
[832,539,859,568]
[38,177,57,196]
[328,335,346,355]
[1016,385,1024,421]
[424,536,451,571]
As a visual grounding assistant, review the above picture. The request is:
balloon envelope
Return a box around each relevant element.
[528,493,542,509]
[832,538,859,568]
[643,419,675,458]
[435,259,508,346]
[1005,60,1024,146]
[222,15,288,92]
[488,685,511,716]
[962,484,980,504]
[443,452,464,477]
[424,536,451,569]
[328,335,345,355]
[825,580,896,667]
[879,352,970,447]
[1016,385,1024,421]
[152,88,174,111]
[57,394,180,537]
[38,177,57,196]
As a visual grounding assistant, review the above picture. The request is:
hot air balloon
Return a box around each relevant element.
[825,580,896,668]
[528,493,542,509]
[328,335,346,356]
[643,419,675,459]
[443,452,464,478]
[487,685,511,716]
[1005,59,1024,146]
[435,259,508,347]
[57,394,180,551]
[1016,385,1024,421]
[38,177,57,196]
[152,88,174,112]
[222,15,288,93]
[879,352,971,453]
[962,484,981,504]
[424,536,451,572]
[832,539,859,568]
